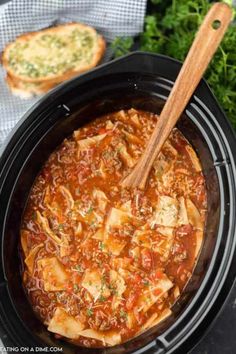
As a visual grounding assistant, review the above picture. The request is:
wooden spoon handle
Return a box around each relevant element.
[122,2,232,189]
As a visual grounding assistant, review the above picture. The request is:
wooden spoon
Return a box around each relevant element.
[121,2,232,189]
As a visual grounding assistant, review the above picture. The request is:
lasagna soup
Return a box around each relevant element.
[20,109,207,347]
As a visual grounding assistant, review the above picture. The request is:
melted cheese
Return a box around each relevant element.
[150,196,178,228]
[153,154,172,179]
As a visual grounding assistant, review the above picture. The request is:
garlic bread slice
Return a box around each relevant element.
[2,22,105,83]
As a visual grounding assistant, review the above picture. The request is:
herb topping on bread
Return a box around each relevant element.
[2,23,105,84]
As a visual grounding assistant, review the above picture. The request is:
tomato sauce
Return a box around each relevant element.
[20,109,207,347]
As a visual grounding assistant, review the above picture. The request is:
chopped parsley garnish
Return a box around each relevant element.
[99,242,105,251]
[73,284,79,292]
[117,146,124,153]
[89,219,97,228]
[110,287,118,296]
[143,279,150,286]
[120,309,128,319]
[73,265,83,273]
[87,206,94,214]
[58,223,64,231]
[87,308,93,317]
[98,295,106,302]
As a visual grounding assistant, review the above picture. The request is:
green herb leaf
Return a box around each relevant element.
[98,295,106,302]
[58,223,64,231]
[112,0,236,130]
[73,284,79,292]
[99,242,105,251]
[87,206,94,214]
[111,37,134,58]
[73,264,83,273]
[120,309,128,319]
[143,279,150,286]
[87,308,93,317]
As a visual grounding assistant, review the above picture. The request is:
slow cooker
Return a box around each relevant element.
[0,52,236,354]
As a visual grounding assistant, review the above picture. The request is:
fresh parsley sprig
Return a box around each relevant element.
[111,0,236,129]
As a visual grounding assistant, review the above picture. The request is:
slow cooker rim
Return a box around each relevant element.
[1,52,236,354]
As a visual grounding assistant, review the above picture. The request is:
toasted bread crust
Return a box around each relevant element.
[3,22,106,84]
[6,74,57,98]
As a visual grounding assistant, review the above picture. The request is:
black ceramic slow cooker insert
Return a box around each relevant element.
[1,52,236,354]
